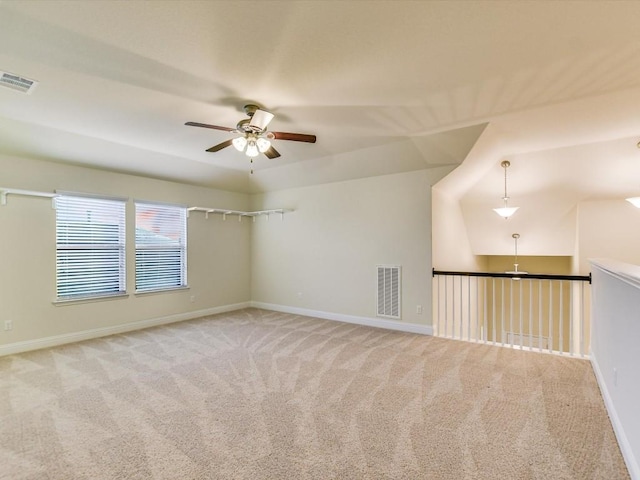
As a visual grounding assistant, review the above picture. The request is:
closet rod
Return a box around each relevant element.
[0,188,293,221]
[187,207,293,221]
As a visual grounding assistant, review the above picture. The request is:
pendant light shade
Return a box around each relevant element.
[256,137,271,153]
[232,136,247,152]
[231,134,271,158]
[493,160,519,219]
[245,140,259,158]
[493,206,519,218]
[626,196,640,208]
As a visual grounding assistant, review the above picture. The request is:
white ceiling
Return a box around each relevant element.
[1,1,640,242]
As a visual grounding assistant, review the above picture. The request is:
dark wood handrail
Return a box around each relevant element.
[432,269,591,283]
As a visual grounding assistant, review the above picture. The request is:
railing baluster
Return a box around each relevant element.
[444,275,449,338]
[519,280,523,349]
[509,279,513,347]
[569,280,574,356]
[451,276,455,339]
[467,276,471,342]
[539,281,543,352]
[580,281,585,357]
[500,278,506,347]
[492,278,496,344]
[528,280,533,349]
[475,277,480,343]
[459,275,463,340]
[436,274,441,337]
[559,281,564,355]
[483,277,488,344]
[548,281,553,353]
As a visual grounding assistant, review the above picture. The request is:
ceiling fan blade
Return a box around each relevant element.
[264,146,281,159]
[206,139,233,152]
[271,131,316,143]
[249,109,274,130]
[185,121,235,132]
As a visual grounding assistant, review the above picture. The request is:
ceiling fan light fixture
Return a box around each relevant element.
[245,141,259,158]
[232,136,247,152]
[185,103,316,166]
[626,196,640,208]
[256,137,271,153]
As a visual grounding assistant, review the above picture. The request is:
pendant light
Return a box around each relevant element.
[505,233,527,277]
[493,160,519,219]
[625,196,640,208]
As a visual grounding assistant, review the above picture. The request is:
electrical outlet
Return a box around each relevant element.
[297,292,303,299]
[613,368,618,387]
[4,320,13,331]
[416,305,423,314]
[190,295,196,303]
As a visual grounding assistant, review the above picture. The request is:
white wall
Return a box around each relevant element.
[590,260,640,479]
[0,154,251,351]
[251,170,444,327]
[576,199,640,274]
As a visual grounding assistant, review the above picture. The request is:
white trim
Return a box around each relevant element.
[0,302,250,357]
[55,190,128,202]
[53,293,130,306]
[591,351,640,480]
[250,302,433,335]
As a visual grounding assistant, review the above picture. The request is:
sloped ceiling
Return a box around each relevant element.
[1,1,640,224]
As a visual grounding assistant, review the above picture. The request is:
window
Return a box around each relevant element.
[55,195,126,300]
[135,202,187,292]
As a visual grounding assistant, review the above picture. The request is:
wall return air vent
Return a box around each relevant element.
[377,265,401,319]
[0,71,38,94]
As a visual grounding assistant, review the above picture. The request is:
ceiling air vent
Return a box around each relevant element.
[0,71,38,94]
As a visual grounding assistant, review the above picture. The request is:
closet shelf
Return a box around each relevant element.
[0,187,57,205]
[0,187,292,221]
[187,207,293,221]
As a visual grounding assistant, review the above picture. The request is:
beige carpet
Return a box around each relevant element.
[0,308,629,479]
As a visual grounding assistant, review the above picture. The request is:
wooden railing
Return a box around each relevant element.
[432,269,591,357]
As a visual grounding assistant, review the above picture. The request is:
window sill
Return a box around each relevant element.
[53,293,129,306]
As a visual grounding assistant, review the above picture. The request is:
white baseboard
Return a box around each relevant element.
[250,301,433,336]
[0,302,250,357]
[591,352,640,480]
[0,301,431,356]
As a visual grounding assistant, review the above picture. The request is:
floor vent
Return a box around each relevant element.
[504,332,549,349]
[0,71,38,94]
[377,265,401,319]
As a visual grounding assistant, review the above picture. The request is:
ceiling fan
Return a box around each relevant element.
[185,104,316,161]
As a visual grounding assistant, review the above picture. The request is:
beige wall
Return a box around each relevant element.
[0,154,251,347]
[577,199,640,274]
[251,170,442,326]
[432,188,487,271]
[484,255,571,275]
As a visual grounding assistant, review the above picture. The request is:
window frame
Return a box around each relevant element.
[54,194,127,302]
[134,200,188,294]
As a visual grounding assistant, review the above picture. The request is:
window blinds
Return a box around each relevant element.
[55,195,126,300]
[135,202,187,292]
